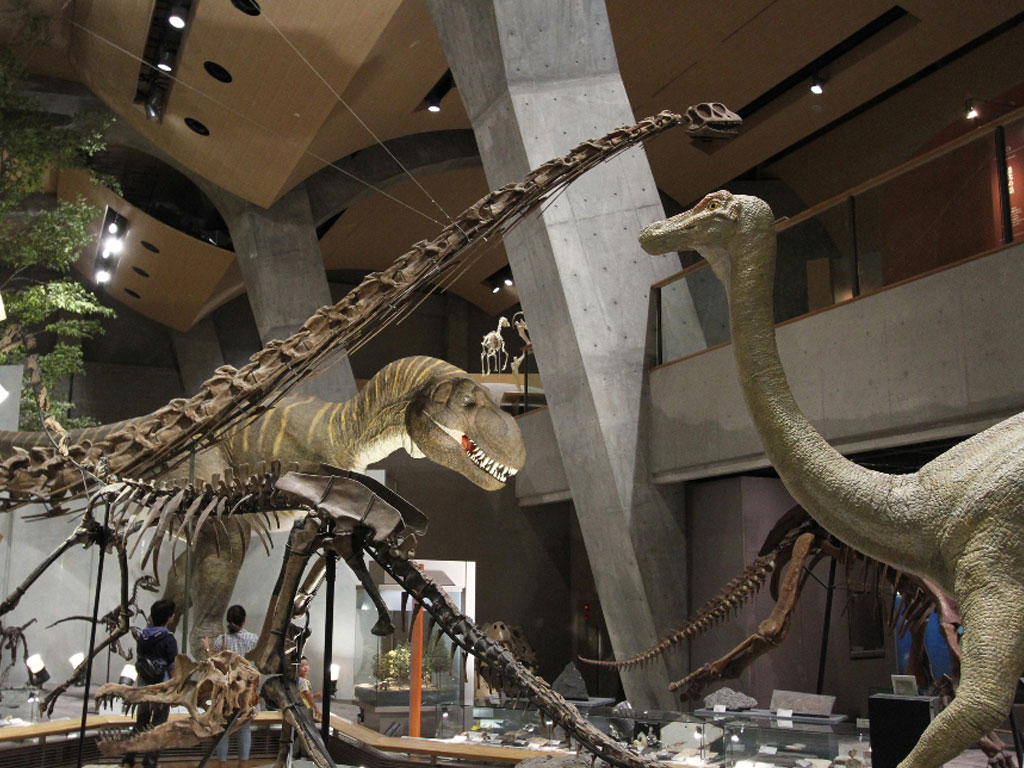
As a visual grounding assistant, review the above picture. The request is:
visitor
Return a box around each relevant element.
[298,655,322,719]
[202,604,259,768]
[124,599,177,768]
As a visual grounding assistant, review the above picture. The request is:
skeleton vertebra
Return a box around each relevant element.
[94,650,259,755]
[638,190,1024,768]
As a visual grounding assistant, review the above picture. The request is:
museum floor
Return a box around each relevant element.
[35,686,1001,768]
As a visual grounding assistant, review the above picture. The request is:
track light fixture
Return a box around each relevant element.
[168,4,187,29]
[422,69,454,114]
[965,97,1015,121]
[157,48,174,72]
[485,264,515,294]
[810,76,824,95]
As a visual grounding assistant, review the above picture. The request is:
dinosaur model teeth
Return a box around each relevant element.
[462,435,516,483]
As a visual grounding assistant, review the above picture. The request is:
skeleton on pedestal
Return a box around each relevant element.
[480,316,510,374]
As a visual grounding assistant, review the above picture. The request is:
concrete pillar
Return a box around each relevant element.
[217,185,357,403]
[171,316,225,395]
[428,0,700,708]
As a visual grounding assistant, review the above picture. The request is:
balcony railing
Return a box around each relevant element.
[654,106,1024,366]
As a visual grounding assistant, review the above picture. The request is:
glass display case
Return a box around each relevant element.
[717,717,871,768]
[354,560,475,736]
[0,687,42,727]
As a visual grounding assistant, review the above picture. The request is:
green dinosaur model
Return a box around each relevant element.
[638,190,1024,768]
[1,356,526,653]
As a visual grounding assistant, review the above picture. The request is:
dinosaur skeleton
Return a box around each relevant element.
[94,650,260,755]
[0,617,34,692]
[0,107,731,508]
[0,108,742,767]
[581,505,1017,768]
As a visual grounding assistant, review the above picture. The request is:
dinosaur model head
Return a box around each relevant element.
[405,366,526,491]
[638,190,775,290]
[94,651,259,755]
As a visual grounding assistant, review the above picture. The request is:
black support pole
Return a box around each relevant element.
[76,500,111,768]
[815,557,838,695]
[320,549,337,746]
[995,126,1014,244]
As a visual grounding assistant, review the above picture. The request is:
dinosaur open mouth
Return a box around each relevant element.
[461,434,516,484]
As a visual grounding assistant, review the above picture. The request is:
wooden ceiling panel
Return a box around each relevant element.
[59,170,235,333]
[285,0,470,191]
[319,165,517,315]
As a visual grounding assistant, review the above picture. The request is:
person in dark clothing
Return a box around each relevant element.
[123,599,177,768]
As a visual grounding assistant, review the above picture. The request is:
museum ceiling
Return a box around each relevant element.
[4,0,1023,331]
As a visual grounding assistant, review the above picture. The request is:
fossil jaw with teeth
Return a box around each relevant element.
[94,650,259,755]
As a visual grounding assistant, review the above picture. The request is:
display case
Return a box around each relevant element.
[0,687,42,727]
[718,717,871,768]
[354,560,475,736]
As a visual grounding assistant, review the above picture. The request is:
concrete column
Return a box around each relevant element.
[171,316,225,395]
[217,184,357,403]
[428,0,700,708]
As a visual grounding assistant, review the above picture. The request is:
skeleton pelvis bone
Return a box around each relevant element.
[94,650,259,754]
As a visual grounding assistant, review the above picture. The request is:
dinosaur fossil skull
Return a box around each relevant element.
[406,372,526,491]
[94,651,259,755]
[684,102,742,139]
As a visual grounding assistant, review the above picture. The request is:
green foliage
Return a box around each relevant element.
[372,640,452,688]
[0,0,116,430]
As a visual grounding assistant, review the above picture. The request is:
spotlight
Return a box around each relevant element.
[965,100,979,120]
[491,284,501,294]
[329,663,340,698]
[421,69,454,114]
[963,97,1015,121]
[810,76,824,95]
[157,49,174,73]
[96,269,112,284]
[68,652,85,669]
[26,654,50,687]
[119,664,138,686]
[503,277,514,287]
[168,4,187,29]
[107,221,120,235]
[145,89,163,120]
[103,236,125,255]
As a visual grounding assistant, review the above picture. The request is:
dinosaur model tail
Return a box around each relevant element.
[365,542,655,768]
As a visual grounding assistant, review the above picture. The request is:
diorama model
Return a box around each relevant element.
[637,190,1024,768]
[0,107,741,768]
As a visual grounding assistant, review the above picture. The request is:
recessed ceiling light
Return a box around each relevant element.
[810,76,824,95]
[203,61,233,83]
[230,0,261,16]
[184,117,210,136]
[157,49,174,72]
[103,236,124,255]
[96,269,111,284]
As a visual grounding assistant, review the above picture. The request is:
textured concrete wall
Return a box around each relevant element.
[649,243,1024,481]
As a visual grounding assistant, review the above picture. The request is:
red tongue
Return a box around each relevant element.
[461,434,472,451]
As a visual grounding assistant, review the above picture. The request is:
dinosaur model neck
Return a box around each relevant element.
[723,208,934,576]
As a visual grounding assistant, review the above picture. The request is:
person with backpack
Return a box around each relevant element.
[124,599,177,768]
[202,604,259,768]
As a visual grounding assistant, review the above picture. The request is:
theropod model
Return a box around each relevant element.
[638,190,1024,768]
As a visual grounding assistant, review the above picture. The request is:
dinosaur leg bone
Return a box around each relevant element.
[335,536,394,636]
[671,532,817,698]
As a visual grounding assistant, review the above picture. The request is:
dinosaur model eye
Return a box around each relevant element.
[708,201,720,210]
[462,394,474,406]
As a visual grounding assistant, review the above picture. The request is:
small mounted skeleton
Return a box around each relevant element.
[481,316,511,374]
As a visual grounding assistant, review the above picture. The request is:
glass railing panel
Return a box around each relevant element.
[853,134,1003,290]
[658,261,728,363]
[775,202,854,323]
